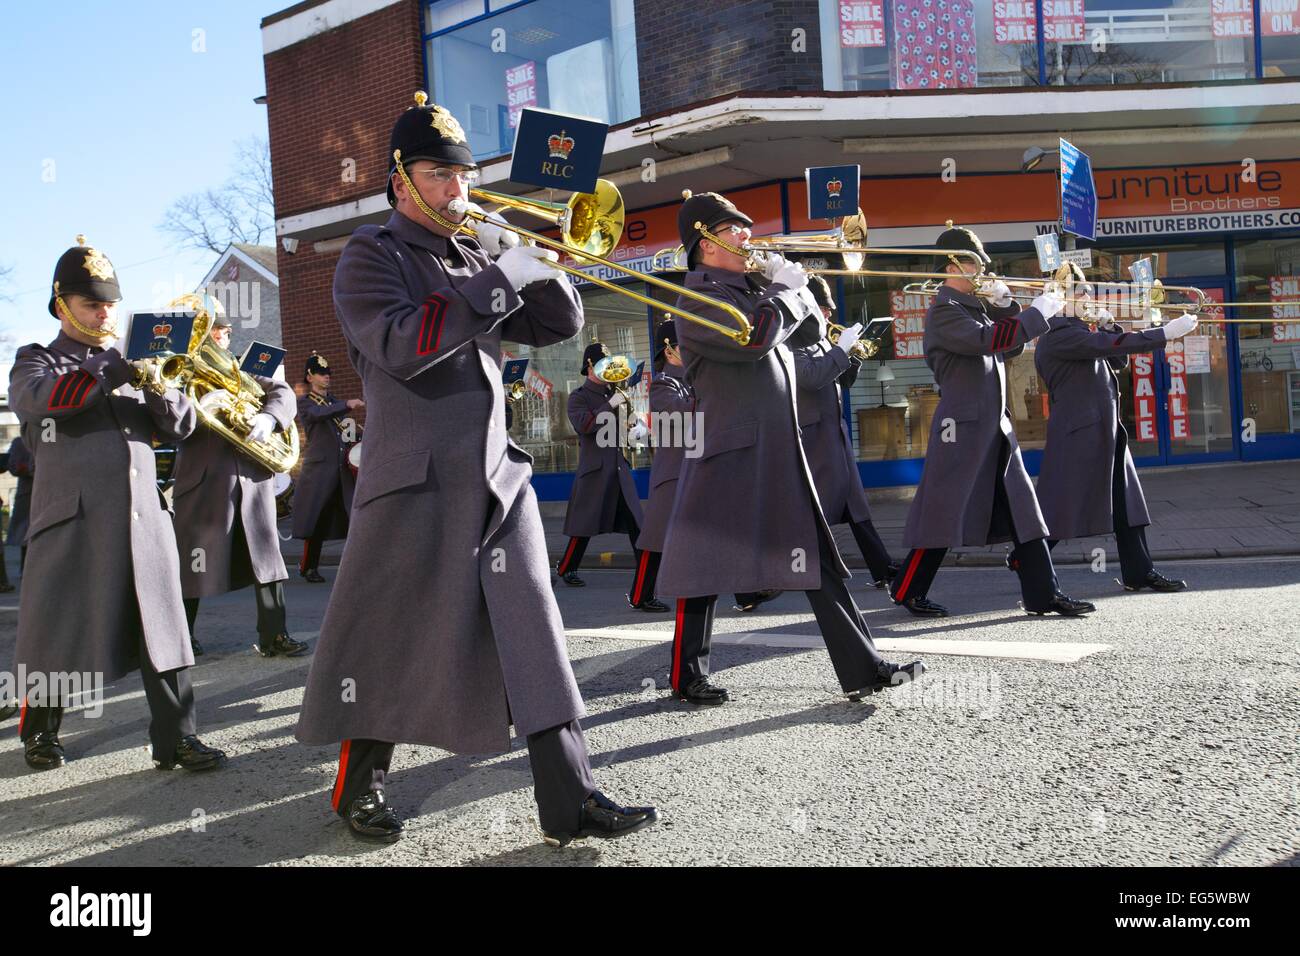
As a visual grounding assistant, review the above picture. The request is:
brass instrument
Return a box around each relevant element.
[505,380,527,404]
[130,294,300,473]
[388,155,753,345]
[593,354,640,453]
[827,322,880,361]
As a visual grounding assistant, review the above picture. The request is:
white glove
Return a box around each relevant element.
[1031,290,1065,320]
[754,251,789,281]
[1092,307,1118,330]
[496,245,562,291]
[248,412,276,443]
[607,390,627,409]
[981,279,1012,309]
[833,322,864,357]
[771,260,808,292]
[1163,313,1198,339]
[628,421,650,447]
[468,204,521,258]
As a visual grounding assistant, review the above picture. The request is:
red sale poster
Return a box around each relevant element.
[505,60,537,129]
[994,0,1085,43]
[1166,344,1189,441]
[1209,0,1300,37]
[839,0,887,47]
[1131,352,1158,442]
[890,290,928,359]
[1270,275,1300,342]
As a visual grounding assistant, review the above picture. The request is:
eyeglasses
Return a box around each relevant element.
[719,224,750,236]
[417,166,481,185]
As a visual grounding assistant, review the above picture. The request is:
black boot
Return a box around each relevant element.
[345,790,403,843]
[24,731,65,771]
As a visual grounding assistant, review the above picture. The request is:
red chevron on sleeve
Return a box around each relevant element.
[745,304,777,348]
[417,293,449,356]
[47,369,97,410]
[991,316,1021,352]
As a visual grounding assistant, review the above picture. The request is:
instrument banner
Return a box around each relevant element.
[502,358,529,385]
[240,341,286,378]
[806,165,861,221]
[510,108,608,195]
[124,310,197,361]
[892,0,978,90]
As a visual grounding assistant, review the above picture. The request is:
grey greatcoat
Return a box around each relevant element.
[793,334,873,525]
[656,268,846,598]
[9,333,197,681]
[1034,316,1167,540]
[635,365,695,553]
[296,210,586,754]
[6,435,34,545]
[562,377,644,537]
[290,391,356,541]
[172,374,296,598]
[902,286,1052,549]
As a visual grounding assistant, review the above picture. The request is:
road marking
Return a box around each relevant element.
[566,627,1110,663]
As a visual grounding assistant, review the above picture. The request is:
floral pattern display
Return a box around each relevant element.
[892,0,979,90]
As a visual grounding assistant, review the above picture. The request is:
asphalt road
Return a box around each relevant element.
[1,555,1296,866]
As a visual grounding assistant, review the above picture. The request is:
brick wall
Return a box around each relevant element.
[275,243,363,416]
[263,0,424,219]
[636,0,824,116]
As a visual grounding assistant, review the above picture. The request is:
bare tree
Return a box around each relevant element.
[159,136,274,254]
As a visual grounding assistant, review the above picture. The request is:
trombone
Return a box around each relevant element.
[391,151,753,345]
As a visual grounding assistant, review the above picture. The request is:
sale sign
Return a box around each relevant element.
[1131,352,1158,442]
[1166,343,1189,441]
[1270,275,1300,341]
[505,61,537,129]
[995,0,1085,43]
[839,0,886,47]
[890,290,928,359]
[1209,0,1300,36]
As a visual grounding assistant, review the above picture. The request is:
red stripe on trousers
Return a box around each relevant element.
[299,542,309,573]
[631,551,650,605]
[18,700,27,737]
[894,549,926,602]
[671,599,686,690]
[558,537,578,575]
[331,740,352,811]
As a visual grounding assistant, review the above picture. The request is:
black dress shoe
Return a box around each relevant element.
[559,570,585,587]
[872,563,901,589]
[300,568,326,583]
[24,731,65,771]
[1121,570,1187,593]
[1027,592,1096,616]
[154,735,227,771]
[630,598,670,612]
[256,633,311,658]
[733,589,782,612]
[190,637,204,657]
[0,700,20,722]
[848,660,928,700]
[542,790,658,847]
[676,678,729,705]
[345,790,403,843]
[898,595,948,617]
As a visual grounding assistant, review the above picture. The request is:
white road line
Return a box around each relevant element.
[566,627,1110,663]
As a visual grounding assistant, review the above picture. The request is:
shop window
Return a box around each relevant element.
[1262,1,1300,77]
[425,0,639,162]
[1234,237,1300,435]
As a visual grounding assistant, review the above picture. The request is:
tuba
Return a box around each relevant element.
[130,294,300,473]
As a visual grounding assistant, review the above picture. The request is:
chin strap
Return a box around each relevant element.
[393,150,464,233]
[55,294,116,346]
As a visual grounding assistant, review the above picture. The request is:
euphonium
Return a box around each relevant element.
[827,322,880,361]
[130,294,301,474]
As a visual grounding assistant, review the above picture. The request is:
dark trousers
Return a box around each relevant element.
[301,484,347,572]
[557,491,642,594]
[629,549,661,607]
[184,580,288,644]
[331,719,598,833]
[19,631,197,761]
[670,518,886,694]
[892,458,1059,611]
[19,546,27,574]
[846,516,894,582]
[1049,436,1153,587]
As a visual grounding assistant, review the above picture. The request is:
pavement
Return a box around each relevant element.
[284,459,1300,571]
[1,540,1297,866]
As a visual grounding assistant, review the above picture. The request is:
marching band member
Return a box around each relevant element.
[6,435,34,578]
[172,311,308,658]
[555,342,655,608]
[792,275,900,590]
[1034,270,1195,592]
[9,238,225,772]
[292,353,360,582]
[655,190,925,706]
[295,92,656,845]
[890,223,1093,618]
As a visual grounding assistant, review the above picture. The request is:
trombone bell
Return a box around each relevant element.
[470,179,624,258]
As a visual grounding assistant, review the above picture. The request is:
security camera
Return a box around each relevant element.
[282,237,299,254]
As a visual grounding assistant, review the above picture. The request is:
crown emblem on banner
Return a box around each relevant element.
[826,178,843,198]
[547,130,576,160]
[258,351,271,363]
[152,323,173,337]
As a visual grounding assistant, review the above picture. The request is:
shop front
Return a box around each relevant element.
[510,160,1300,499]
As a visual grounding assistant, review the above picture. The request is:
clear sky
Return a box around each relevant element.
[0,0,278,356]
